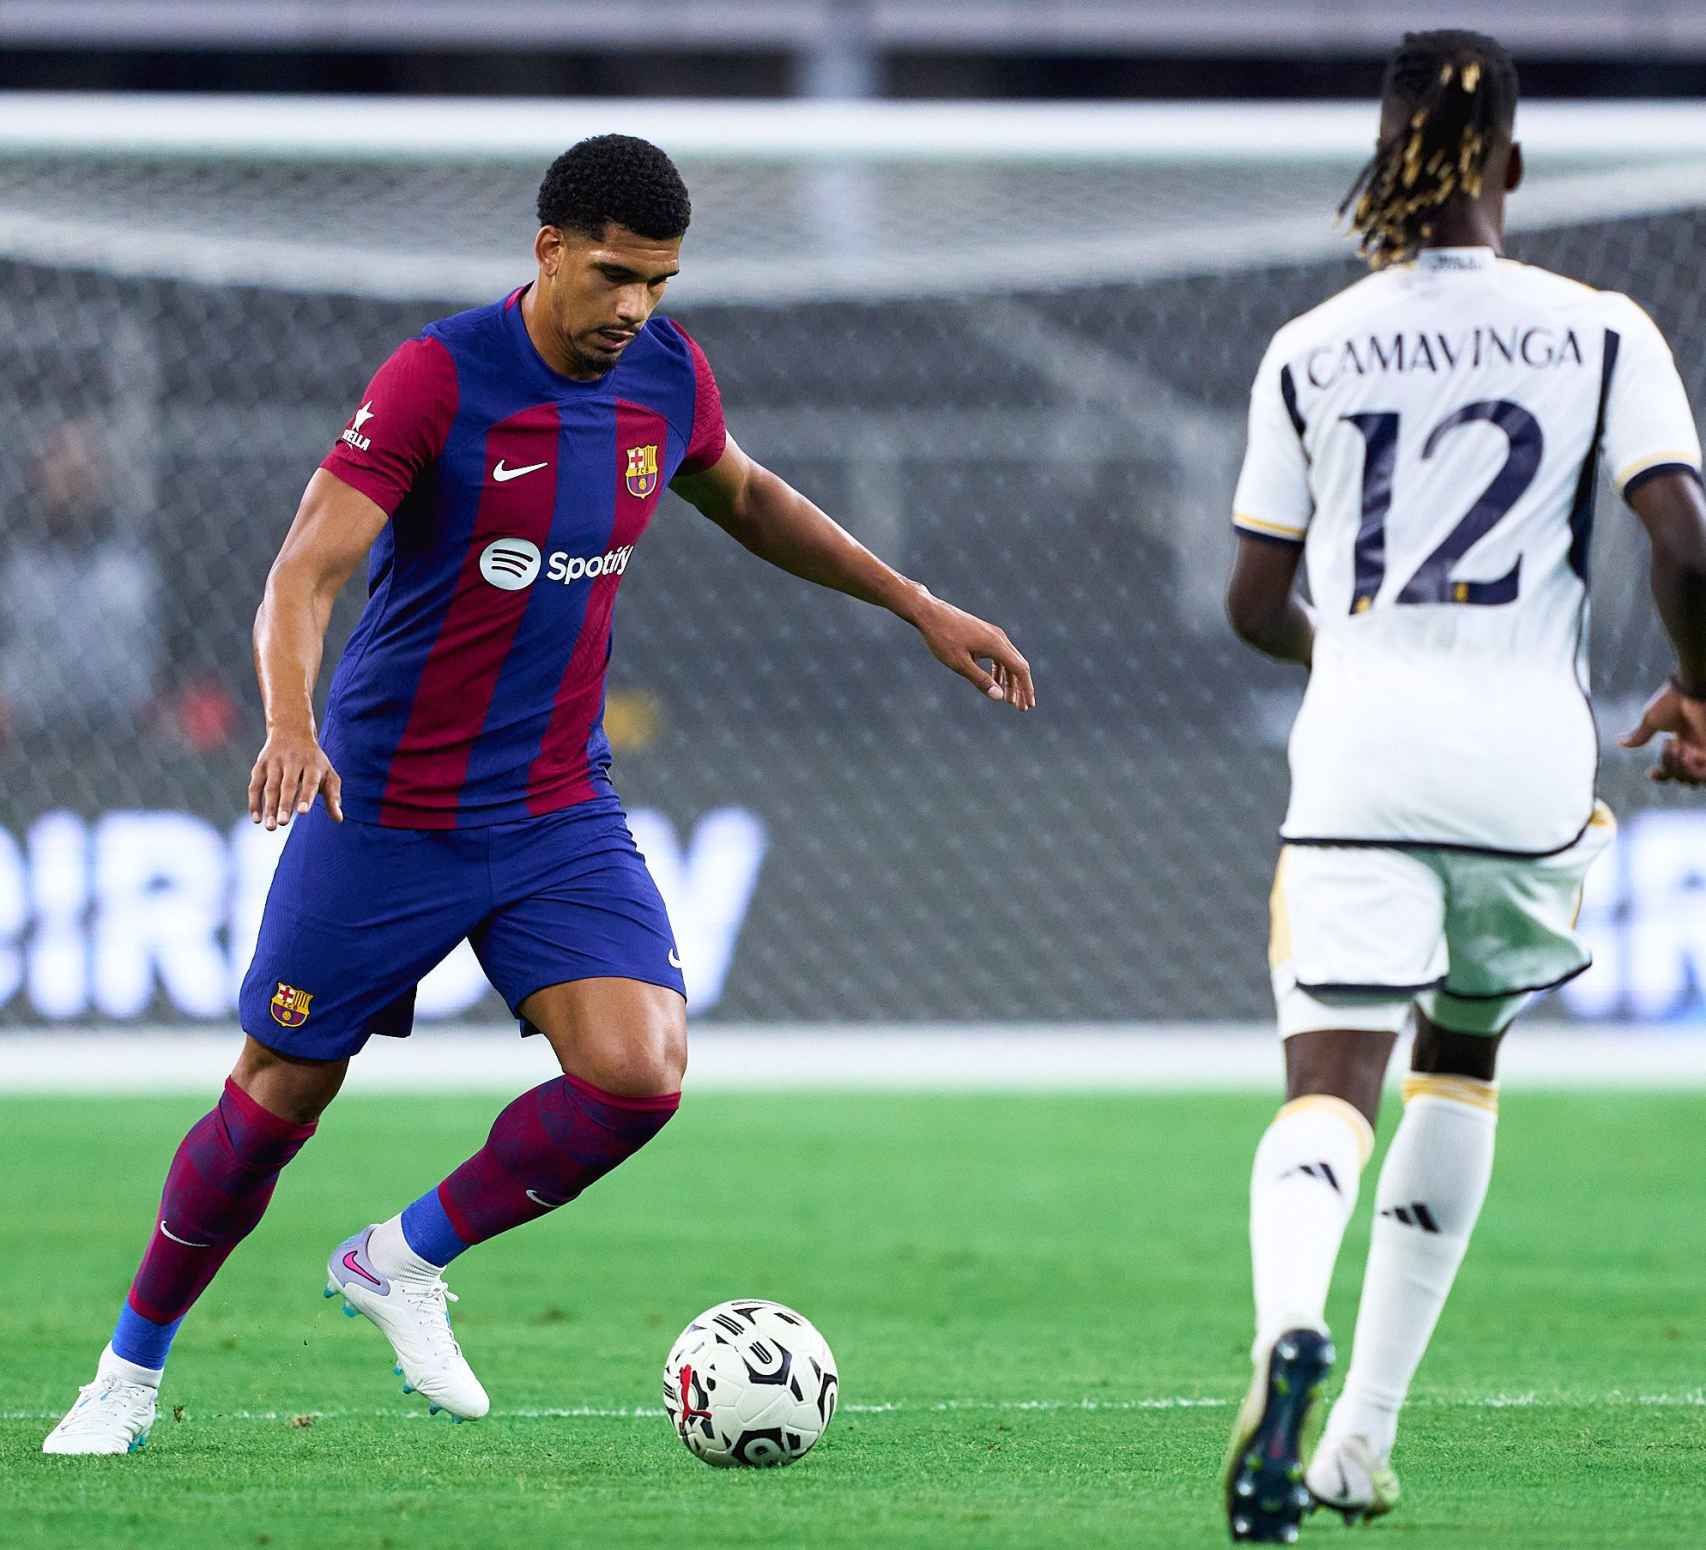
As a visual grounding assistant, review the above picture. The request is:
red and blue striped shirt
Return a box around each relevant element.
[317,286,725,828]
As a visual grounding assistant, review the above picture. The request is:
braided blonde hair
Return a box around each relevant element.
[1340,31,1519,270]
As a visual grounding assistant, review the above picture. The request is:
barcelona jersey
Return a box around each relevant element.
[317,285,726,828]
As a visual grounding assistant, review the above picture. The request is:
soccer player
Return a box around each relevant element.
[43,135,1034,1455]
[1219,31,1706,1542]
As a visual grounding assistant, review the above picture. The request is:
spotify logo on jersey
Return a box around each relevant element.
[479,537,542,590]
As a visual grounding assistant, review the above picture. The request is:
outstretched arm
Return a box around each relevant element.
[670,434,1035,710]
[1226,533,1314,669]
[249,469,387,828]
[1620,469,1706,783]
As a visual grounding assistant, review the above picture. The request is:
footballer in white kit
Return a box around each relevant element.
[1218,29,1706,1545]
[1242,227,1696,1031]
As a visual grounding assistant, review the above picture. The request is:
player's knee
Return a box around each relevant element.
[584,997,687,1098]
[632,1001,688,1095]
[1412,1016,1502,1081]
[1283,1027,1394,1125]
[230,1036,346,1125]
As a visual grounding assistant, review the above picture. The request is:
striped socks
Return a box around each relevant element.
[388,1072,681,1269]
[116,1079,317,1371]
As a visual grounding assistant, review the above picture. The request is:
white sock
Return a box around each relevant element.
[366,1214,443,1279]
[1249,1095,1375,1353]
[1324,1074,1498,1458]
[98,1343,164,1390]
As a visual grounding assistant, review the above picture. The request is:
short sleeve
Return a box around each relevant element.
[318,336,459,516]
[1231,334,1313,545]
[1601,299,1702,502]
[670,323,728,476]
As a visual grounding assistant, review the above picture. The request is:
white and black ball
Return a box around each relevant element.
[661,1298,839,1468]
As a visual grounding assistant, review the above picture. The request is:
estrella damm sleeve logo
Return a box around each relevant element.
[625,443,660,499]
[269,982,315,1028]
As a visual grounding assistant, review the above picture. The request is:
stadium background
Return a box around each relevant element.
[5,11,1706,1550]
[1,0,1706,1033]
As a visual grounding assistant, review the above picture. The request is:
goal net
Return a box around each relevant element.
[2,94,1704,1027]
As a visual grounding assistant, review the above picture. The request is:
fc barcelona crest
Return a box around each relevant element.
[270,981,315,1028]
[625,443,660,499]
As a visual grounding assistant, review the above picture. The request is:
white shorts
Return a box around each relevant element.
[1269,802,1615,1038]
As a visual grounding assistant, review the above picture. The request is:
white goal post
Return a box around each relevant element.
[7,92,1706,159]
[3,94,1706,305]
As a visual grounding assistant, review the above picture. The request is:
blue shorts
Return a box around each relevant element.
[238,800,685,1061]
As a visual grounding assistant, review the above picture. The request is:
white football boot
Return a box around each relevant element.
[42,1346,159,1455]
[1306,1431,1402,1523]
[324,1225,489,1421]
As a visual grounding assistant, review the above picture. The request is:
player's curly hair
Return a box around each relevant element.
[1340,30,1519,271]
[536,134,692,241]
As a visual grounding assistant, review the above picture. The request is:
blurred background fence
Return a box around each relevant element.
[3,90,1706,1028]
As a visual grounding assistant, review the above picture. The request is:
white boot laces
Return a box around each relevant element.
[402,1276,463,1361]
[61,1376,150,1435]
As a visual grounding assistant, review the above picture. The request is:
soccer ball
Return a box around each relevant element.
[661,1298,839,1467]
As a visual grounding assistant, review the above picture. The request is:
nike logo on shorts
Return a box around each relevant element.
[159,1219,211,1248]
[492,459,549,483]
[525,1190,567,1209]
[668,948,683,970]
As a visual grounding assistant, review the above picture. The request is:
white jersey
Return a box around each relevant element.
[1234,246,1702,855]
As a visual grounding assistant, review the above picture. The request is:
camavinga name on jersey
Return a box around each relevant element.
[1302,326,1586,388]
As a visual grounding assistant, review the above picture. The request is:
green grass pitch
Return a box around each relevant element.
[3,1087,1702,1547]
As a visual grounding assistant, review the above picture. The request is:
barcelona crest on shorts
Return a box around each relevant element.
[625,443,660,499]
[270,982,314,1028]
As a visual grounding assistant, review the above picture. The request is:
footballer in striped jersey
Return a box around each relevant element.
[43,134,1033,1456]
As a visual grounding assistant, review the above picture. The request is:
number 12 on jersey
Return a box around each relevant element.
[1342,398,1543,613]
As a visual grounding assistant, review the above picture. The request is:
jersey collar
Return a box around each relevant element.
[1416,246,1497,273]
[505,281,611,392]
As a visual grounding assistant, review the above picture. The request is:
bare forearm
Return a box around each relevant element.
[246,472,379,825]
[713,464,927,625]
[1226,533,1312,669]
[1230,593,1315,669]
[1248,601,1315,668]
[677,442,1033,708]
[1651,554,1706,692]
[1632,473,1706,693]
[252,565,337,733]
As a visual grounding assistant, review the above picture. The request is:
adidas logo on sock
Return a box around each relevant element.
[1380,1202,1441,1233]
[1279,1161,1341,1194]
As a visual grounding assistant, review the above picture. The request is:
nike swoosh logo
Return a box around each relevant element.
[341,1249,384,1287]
[159,1219,211,1248]
[492,460,549,483]
[668,949,683,970]
[525,1190,566,1209]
